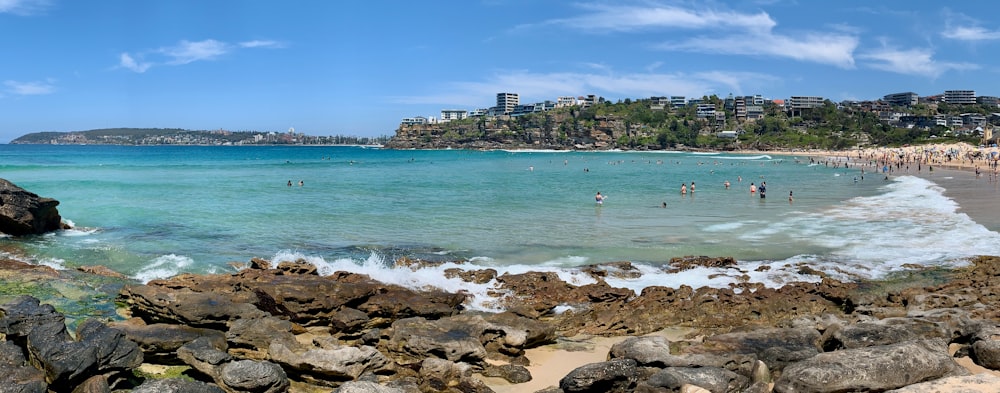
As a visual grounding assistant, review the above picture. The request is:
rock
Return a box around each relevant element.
[74,318,143,373]
[111,321,226,364]
[0,339,27,365]
[383,317,487,366]
[118,285,268,329]
[690,327,820,372]
[0,178,64,236]
[821,318,948,350]
[481,363,532,384]
[444,268,498,284]
[130,378,226,393]
[610,335,754,374]
[0,295,69,341]
[75,265,129,280]
[23,318,138,388]
[969,324,1000,370]
[0,363,47,393]
[71,375,109,393]
[580,261,643,280]
[176,337,232,381]
[225,316,297,359]
[275,259,319,275]
[220,359,290,393]
[666,256,737,273]
[885,373,1000,392]
[268,340,390,384]
[333,381,408,393]
[638,367,749,393]
[773,339,969,393]
[559,358,637,393]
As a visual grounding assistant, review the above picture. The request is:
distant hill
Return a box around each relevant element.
[10,128,389,146]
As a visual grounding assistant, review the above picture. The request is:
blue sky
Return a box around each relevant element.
[2,1,999,142]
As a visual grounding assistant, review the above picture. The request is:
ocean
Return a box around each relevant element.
[2,144,999,311]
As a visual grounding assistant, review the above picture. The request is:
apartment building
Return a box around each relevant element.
[944,90,976,105]
[497,93,519,115]
[440,109,468,122]
[883,92,918,107]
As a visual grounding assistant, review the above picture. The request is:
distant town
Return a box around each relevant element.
[402,90,1000,139]
[10,128,392,146]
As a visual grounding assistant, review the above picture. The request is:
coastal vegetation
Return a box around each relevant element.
[10,128,391,146]
[387,96,991,150]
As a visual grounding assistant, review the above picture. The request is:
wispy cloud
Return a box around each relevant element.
[119,53,152,73]
[859,46,978,78]
[4,78,55,95]
[390,68,778,107]
[941,10,1000,41]
[0,0,50,15]
[527,2,856,68]
[117,38,283,73]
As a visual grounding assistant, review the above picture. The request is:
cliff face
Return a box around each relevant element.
[385,112,653,150]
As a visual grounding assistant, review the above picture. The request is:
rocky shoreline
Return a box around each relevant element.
[2,254,1000,392]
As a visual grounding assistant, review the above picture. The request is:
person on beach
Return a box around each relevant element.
[595,192,604,205]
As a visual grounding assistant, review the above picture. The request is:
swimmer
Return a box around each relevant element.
[690,182,695,192]
[789,190,794,203]
[749,182,757,193]
[662,202,667,208]
[724,180,730,189]
[287,180,292,187]
[595,192,604,205]
[680,183,687,194]
[299,180,304,187]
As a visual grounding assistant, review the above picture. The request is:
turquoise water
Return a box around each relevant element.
[2,145,999,309]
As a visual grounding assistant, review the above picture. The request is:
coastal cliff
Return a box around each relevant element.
[385,111,656,150]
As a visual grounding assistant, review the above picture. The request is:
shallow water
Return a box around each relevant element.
[2,145,998,311]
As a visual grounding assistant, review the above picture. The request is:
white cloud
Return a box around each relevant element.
[529,2,856,68]
[160,39,230,65]
[0,0,50,15]
[390,69,778,107]
[117,38,283,73]
[860,46,978,78]
[119,53,152,73]
[239,40,283,48]
[4,79,55,95]
[535,3,775,33]
[942,26,1000,41]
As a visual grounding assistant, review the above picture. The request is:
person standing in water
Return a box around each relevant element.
[680,183,687,194]
[749,182,757,194]
[759,181,766,199]
[595,192,604,205]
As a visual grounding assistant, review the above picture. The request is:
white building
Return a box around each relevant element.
[883,92,919,107]
[788,96,825,109]
[557,96,578,107]
[944,90,976,105]
[440,109,468,122]
[497,93,519,115]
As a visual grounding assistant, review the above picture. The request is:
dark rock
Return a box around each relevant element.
[74,318,143,373]
[638,366,749,393]
[219,359,289,393]
[0,339,27,365]
[821,318,948,350]
[773,339,968,393]
[559,358,637,393]
[580,261,643,280]
[111,321,226,364]
[0,178,64,236]
[275,258,319,275]
[481,363,532,384]
[0,364,47,393]
[130,378,225,393]
[444,268,498,284]
[0,295,69,342]
[225,316,297,359]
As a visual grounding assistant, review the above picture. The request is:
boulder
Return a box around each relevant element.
[332,381,408,393]
[885,373,1000,392]
[383,317,487,366]
[638,367,749,393]
[559,358,638,393]
[481,363,532,384]
[111,321,226,364]
[118,285,267,329]
[130,378,225,393]
[609,335,754,372]
[268,340,391,384]
[0,363,47,393]
[0,178,64,236]
[0,295,69,342]
[689,327,820,372]
[71,375,109,393]
[225,316,297,359]
[773,339,968,393]
[219,360,290,393]
[821,318,949,350]
[24,318,139,388]
[969,324,1000,370]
